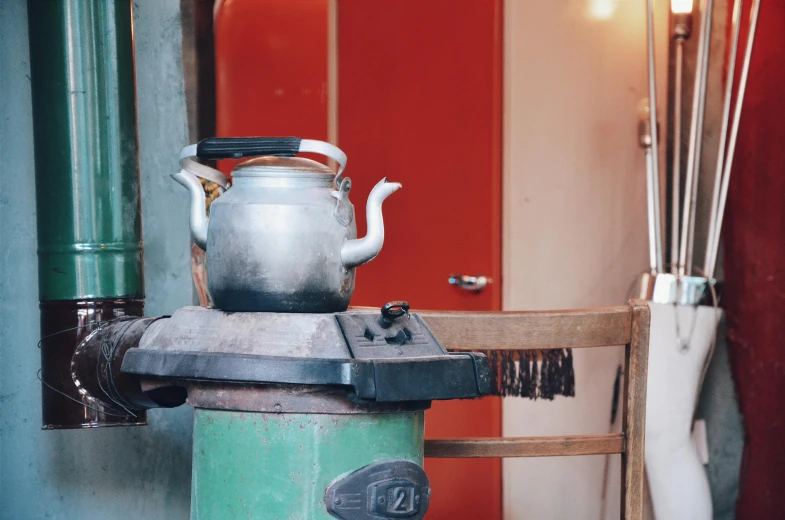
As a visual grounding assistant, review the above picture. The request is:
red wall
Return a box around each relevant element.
[723,2,785,517]
[214,0,329,173]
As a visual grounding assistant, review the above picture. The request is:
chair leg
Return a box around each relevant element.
[621,300,650,519]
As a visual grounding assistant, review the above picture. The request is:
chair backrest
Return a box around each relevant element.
[419,299,650,520]
[421,305,633,351]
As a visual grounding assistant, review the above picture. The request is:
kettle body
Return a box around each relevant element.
[171,137,400,313]
[209,157,356,312]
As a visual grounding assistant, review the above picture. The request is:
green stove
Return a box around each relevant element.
[72,302,490,519]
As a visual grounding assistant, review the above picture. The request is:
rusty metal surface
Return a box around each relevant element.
[128,306,488,411]
[138,306,349,358]
[186,383,430,415]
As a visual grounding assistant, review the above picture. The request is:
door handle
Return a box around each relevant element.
[448,275,492,292]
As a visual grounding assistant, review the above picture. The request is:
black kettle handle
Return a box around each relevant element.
[195,137,302,160]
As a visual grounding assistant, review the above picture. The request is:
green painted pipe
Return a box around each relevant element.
[27,0,143,301]
[191,409,424,520]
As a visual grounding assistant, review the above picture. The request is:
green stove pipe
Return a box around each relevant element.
[191,409,425,520]
[27,0,145,428]
[28,0,143,301]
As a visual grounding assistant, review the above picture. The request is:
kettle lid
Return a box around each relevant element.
[232,156,335,178]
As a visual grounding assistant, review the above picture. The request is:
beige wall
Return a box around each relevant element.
[502,1,669,518]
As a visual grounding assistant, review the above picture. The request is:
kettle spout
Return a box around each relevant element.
[171,170,209,250]
[341,178,402,269]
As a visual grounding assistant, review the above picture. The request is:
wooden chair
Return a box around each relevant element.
[420,299,650,520]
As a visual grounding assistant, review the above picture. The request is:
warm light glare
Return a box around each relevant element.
[671,0,694,14]
[587,0,616,20]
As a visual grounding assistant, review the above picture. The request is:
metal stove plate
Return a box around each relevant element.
[336,313,447,359]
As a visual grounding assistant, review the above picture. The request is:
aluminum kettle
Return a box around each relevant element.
[172,137,401,312]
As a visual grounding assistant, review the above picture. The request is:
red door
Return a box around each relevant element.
[215,2,502,517]
[214,0,330,169]
[338,3,502,519]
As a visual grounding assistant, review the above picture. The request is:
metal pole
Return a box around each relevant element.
[28,0,144,301]
[679,0,714,276]
[671,38,685,273]
[27,0,145,428]
[646,0,664,273]
[706,0,761,279]
[703,0,742,277]
[645,148,659,273]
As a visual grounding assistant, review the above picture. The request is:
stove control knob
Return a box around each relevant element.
[379,301,410,328]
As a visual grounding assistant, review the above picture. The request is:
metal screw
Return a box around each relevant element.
[334,498,342,506]
[378,496,385,504]
[273,404,283,413]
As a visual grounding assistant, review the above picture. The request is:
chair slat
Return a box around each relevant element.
[425,433,625,458]
[420,307,631,350]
